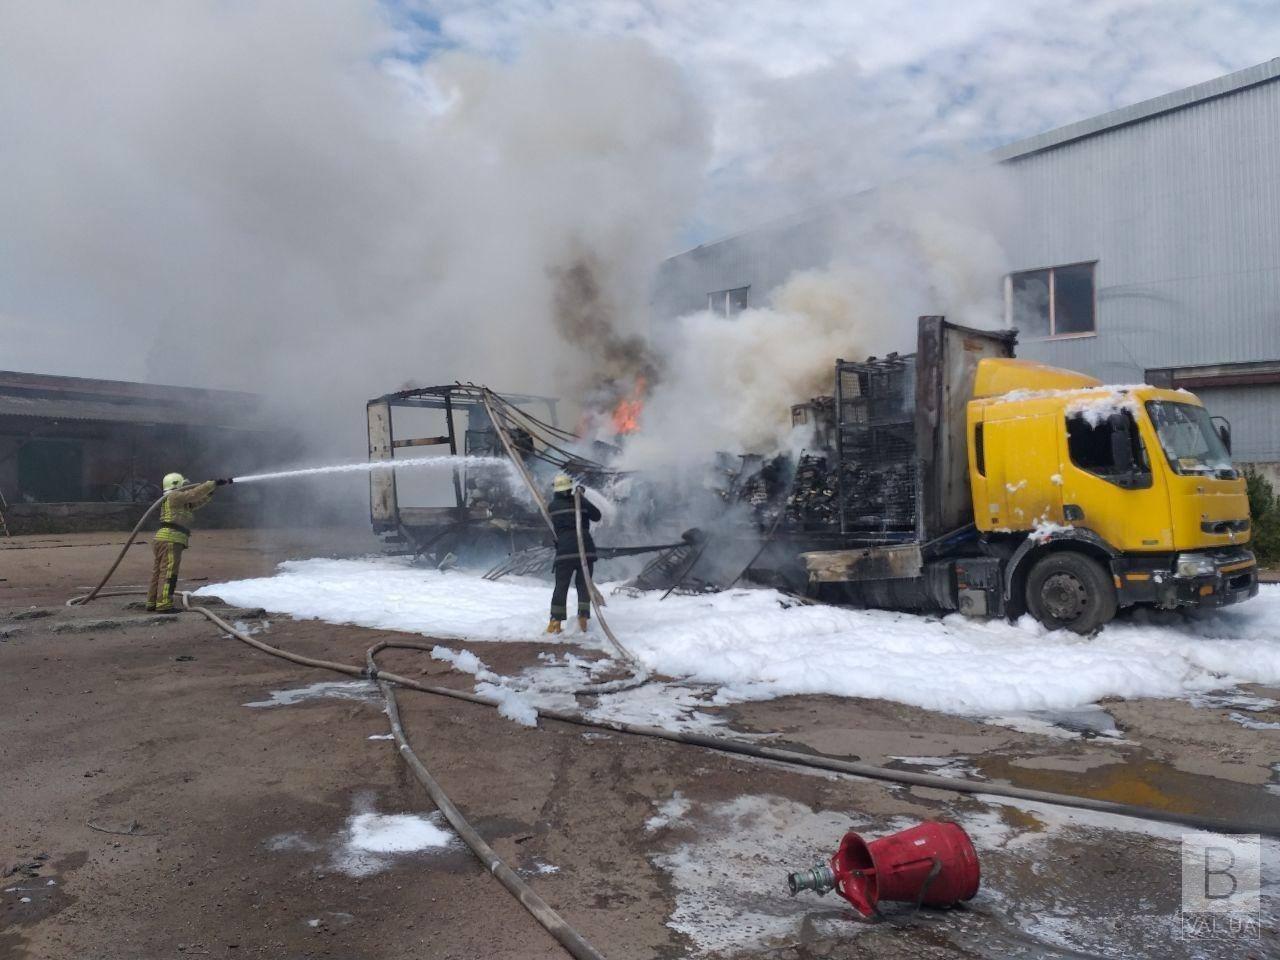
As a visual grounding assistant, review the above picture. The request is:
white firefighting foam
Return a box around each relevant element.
[198,558,1280,718]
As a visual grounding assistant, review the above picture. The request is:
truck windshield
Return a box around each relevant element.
[1145,401,1234,477]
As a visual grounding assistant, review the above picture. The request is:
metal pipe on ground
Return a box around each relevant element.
[175,596,1280,839]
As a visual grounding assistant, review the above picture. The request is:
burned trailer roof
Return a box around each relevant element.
[371,383,559,413]
[366,382,628,569]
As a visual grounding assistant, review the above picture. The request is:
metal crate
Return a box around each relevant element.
[834,353,918,534]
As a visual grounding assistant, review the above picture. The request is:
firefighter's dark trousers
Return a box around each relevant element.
[147,540,185,612]
[550,558,594,621]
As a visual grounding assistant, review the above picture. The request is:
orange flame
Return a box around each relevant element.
[611,377,647,436]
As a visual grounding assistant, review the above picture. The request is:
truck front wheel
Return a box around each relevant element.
[1025,552,1116,634]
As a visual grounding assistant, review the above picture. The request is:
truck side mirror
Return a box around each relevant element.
[1108,413,1135,473]
[1213,416,1232,455]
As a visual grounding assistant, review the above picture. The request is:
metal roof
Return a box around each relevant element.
[0,393,272,429]
[991,58,1280,162]
[0,370,269,429]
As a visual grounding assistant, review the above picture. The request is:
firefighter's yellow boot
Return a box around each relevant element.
[546,618,563,635]
[577,616,589,633]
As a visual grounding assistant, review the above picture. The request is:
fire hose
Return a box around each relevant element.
[63,485,1280,956]
[60,580,1273,960]
[166,596,1280,840]
[481,387,639,670]
[67,485,1280,843]
[175,594,606,960]
[68,481,207,606]
[573,486,640,667]
[183,604,1280,960]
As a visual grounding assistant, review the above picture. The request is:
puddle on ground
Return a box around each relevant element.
[652,791,1280,960]
[1,851,84,931]
[979,756,1224,815]
[981,705,1122,739]
[1227,711,1280,730]
[1186,691,1280,712]
[1185,691,1280,730]
[243,680,377,708]
[649,794,872,955]
[888,755,986,780]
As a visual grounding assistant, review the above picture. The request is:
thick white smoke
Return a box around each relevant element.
[624,166,1016,466]
[3,0,1020,503]
[0,2,707,452]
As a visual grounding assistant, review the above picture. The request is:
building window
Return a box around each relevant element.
[1006,262,1096,339]
[707,286,749,317]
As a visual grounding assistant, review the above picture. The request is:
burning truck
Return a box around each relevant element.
[366,317,1257,633]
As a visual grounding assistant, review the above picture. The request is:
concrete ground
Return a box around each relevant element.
[2,530,1278,960]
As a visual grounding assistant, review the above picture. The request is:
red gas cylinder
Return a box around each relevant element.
[787,821,980,917]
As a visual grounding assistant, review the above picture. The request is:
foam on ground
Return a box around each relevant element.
[200,558,1280,717]
[335,810,455,876]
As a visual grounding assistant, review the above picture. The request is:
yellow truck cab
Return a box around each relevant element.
[801,317,1258,633]
[967,359,1257,631]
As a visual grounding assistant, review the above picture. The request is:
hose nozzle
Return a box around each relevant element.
[786,863,835,897]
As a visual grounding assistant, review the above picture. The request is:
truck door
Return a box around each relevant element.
[980,413,1065,531]
[1058,409,1171,551]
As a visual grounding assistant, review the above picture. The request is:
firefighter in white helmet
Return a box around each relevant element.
[146,472,231,612]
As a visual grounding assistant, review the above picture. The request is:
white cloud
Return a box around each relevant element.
[3,0,1279,429]
[0,3,706,433]
[412,0,1280,231]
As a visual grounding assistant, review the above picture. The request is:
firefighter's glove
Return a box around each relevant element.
[215,478,234,486]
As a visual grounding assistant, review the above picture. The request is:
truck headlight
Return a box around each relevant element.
[1175,554,1216,578]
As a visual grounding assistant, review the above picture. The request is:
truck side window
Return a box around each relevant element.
[974,423,985,476]
[1066,411,1151,488]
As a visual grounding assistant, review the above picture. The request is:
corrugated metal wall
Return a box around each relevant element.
[655,72,1280,461]
[1007,77,1280,382]
[1193,384,1280,462]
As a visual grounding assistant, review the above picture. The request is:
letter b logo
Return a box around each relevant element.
[1182,833,1259,916]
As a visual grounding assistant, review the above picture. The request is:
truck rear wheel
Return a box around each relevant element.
[1025,552,1116,634]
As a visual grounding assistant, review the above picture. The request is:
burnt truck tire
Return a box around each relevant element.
[1025,551,1117,634]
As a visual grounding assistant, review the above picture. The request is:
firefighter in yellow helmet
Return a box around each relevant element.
[546,474,600,634]
[146,472,231,612]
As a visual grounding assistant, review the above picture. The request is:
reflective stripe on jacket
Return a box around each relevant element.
[155,480,217,546]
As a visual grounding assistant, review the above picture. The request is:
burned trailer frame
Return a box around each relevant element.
[789,317,1018,609]
[366,384,560,556]
[700,320,1013,597]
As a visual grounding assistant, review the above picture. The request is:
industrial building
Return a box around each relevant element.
[0,370,292,534]
[655,58,1280,476]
